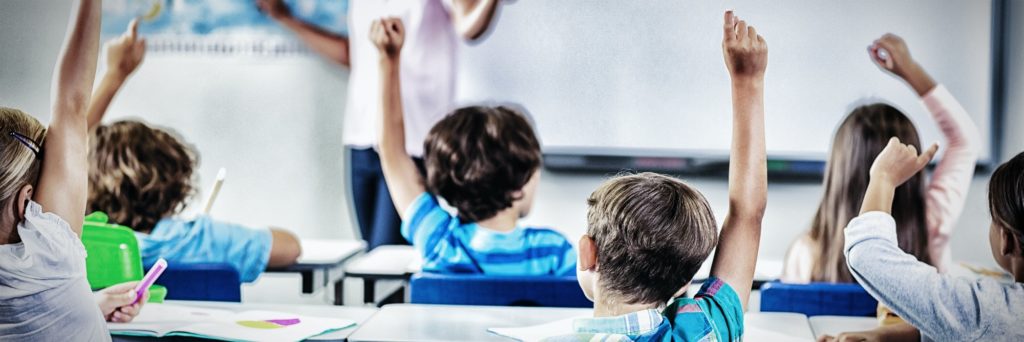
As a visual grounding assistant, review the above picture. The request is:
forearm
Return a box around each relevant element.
[727,80,768,220]
[52,0,102,122]
[378,57,425,216]
[278,16,350,66]
[87,73,129,129]
[901,63,937,97]
[860,178,896,215]
[451,0,501,41]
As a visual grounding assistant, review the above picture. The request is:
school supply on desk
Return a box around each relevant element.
[487,316,584,342]
[132,258,167,305]
[82,212,167,302]
[201,167,227,215]
[108,303,355,341]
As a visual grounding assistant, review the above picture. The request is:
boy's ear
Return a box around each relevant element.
[1002,229,1021,257]
[578,235,597,271]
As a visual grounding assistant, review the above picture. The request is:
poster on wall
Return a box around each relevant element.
[102,0,348,56]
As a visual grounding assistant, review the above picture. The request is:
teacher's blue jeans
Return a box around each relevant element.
[348,148,422,250]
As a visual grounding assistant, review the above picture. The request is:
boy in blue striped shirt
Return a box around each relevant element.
[371,18,575,276]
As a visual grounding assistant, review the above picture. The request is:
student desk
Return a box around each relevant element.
[348,304,879,341]
[808,316,879,338]
[266,239,366,303]
[347,304,590,341]
[111,300,379,341]
[343,245,421,305]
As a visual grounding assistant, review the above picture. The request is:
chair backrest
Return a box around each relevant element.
[759,281,877,317]
[151,262,242,302]
[409,272,592,308]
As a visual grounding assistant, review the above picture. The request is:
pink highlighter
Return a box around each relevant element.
[132,258,167,305]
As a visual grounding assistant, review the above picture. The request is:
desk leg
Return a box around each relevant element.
[333,278,345,306]
[362,278,376,304]
[300,270,314,294]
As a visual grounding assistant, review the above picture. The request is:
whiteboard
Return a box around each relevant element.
[456,1,994,162]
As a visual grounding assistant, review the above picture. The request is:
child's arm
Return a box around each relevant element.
[87,19,147,130]
[817,322,921,342]
[449,0,503,41]
[35,0,102,236]
[258,0,350,66]
[372,18,426,219]
[267,228,302,267]
[845,139,992,341]
[708,11,768,310]
[870,33,980,272]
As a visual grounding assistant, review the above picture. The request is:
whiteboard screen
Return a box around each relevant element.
[456,1,994,162]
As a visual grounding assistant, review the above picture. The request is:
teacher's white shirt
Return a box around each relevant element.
[347,0,457,156]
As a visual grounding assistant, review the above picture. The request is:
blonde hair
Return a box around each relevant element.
[0,107,46,208]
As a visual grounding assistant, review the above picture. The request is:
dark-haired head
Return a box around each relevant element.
[810,103,931,282]
[88,120,198,232]
[423,105,542,223]
[988,151,1024,278]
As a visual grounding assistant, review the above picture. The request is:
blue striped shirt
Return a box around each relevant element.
[401,193,577,276]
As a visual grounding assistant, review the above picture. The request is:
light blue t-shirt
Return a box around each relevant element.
[135,216,272,283]
[402,193,577,276]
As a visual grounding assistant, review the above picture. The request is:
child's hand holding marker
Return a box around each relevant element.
[869,33,937,96]
[94,282,149,323]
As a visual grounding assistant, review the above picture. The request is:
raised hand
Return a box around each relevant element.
[256,0,292,20]
[870,137,939,188]
[105,18,146,79]
[869,33,935,96]
[723,10,768,82]
[371,18,405,59]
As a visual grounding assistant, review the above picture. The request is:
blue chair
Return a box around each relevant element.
[759,281,877,317]
[147,262,242,302]
[410,273,592,308]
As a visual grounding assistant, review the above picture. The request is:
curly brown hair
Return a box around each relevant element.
[423,106,542,223]
[88,120,197,232]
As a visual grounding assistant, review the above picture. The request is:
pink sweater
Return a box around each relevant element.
[782,85,981,282]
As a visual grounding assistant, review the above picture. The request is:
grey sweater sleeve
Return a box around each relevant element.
[844,212,1024,341]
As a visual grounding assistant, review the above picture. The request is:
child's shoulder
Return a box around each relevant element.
[519,227,573,247]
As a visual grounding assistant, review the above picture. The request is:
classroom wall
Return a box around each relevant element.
[1,1,1021,270]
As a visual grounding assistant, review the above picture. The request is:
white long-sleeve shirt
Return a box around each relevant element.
[844,212,1024,341]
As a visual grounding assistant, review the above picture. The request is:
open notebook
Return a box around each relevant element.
[108,303,356,341]
[489,312,825,342]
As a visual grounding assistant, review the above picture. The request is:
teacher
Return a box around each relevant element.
[258,0,507,250]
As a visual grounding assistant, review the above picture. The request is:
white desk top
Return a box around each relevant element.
[745,312,816,341]
[347,304,591,342]
[137,300,378,341]
[296,239,366,266]
[347,304,879,342]
[808,316,878,339]
[344,245,421,277]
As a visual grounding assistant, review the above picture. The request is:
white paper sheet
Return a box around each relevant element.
[108,304,356,342]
